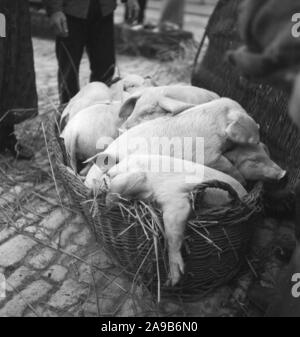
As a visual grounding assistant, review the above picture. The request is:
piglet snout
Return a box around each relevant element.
[278,169,288,182]
[263,165,287,183]
[271,165,287,181]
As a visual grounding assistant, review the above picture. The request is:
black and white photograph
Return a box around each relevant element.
[0,0,300,320]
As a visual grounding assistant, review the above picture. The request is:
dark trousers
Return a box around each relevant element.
[0,124,14,151]
[159,0,185,29]
[0,0,37,146]
[56,8,115,104]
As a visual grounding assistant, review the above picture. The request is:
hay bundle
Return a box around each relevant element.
[115,24,194,61]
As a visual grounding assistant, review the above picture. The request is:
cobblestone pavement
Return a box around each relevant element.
[0,38,295,317]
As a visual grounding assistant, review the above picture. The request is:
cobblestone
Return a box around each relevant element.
[14,219,27,230]
[48,279,88,310]
[0,227,17,244]
[0,193,15,207]
[39,308,59,317]
[73,227,92,246]
[39,209,70,234]
[0,280,52,317]
[6,266,36,292]
[27,247,56,270]
[24,226,37,234]
[58,223,81,247]
[0,235,36,268]
[43,265,68,283]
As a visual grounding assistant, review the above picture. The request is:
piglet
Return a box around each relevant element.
[61,102,123,173]
[60,82,111,130]
[104,154,248,286]
[224,143,286,183]
[119,85,220,129]
[110,74,155,101]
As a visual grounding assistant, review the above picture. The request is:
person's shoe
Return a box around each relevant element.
[160,22,181,32]
[144,22,156,30]
[130,23,143,31]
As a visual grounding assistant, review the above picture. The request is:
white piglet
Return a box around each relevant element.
[104,154,248,286]
[61,102,123,173]
[85,98,260,188]
[110,74,155,101]
[119,85,220,129]
[60,82,111,130]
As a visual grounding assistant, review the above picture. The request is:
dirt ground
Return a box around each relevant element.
[0,37,296,317]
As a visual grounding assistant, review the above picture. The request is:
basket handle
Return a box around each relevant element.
[193,179,244,206]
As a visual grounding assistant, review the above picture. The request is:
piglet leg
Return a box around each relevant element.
[162,199,191,286]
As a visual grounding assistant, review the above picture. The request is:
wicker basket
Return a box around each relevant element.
[47,117,262,300]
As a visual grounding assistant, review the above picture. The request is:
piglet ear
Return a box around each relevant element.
[225,121,250,144]
[144,76,157,87]
[158,97,194,116]
[95,153,117,173]
[119,91,143,119]
[84,153,117,174]
[59,116,68,132]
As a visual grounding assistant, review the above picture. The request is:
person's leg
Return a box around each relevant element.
[124,0,147,24]
[138,0,148,24]
[55,15,86,104]
[159,0,186,30]
[124,3,129,23]
[0,0,37,160]
[86,12,115,84]
[0,124,13,152]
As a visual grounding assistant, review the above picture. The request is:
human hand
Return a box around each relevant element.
[50,11,69,37]
[125,0,140,24]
